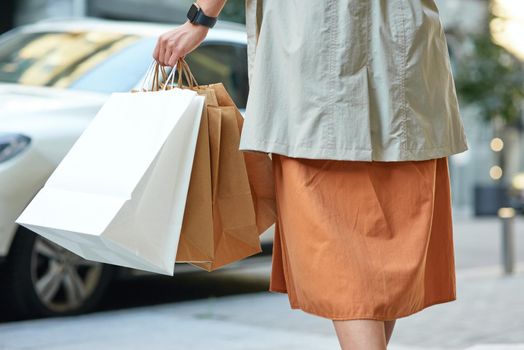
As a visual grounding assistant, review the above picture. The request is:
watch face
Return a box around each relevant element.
[187,4,198,21]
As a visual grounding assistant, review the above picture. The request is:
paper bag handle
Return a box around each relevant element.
[163,58,199,90]
[138,61,170,92]
[137,58,199,92]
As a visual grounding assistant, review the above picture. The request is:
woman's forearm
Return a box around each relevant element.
[195,0,227,18]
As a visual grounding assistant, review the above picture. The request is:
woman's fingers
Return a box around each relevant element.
[155,37,163,64]
[160,36,170,65]
[162,47,172,66]
[154,23,208,66]
[152,42,160,61]
[160,36,183,67]
[156,33,170,65]
[166,40,185,67]
[167,52,179,68]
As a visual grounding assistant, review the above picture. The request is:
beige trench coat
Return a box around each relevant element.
[238,0,469,161]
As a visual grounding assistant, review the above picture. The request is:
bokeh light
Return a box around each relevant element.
[490,0,524,60]
[490,137,504,152]
[489,165,503,180]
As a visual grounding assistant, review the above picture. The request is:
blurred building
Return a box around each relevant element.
[15,0,195,26]
[437,0,489,33]
[435,0,493,214]
[439,0,524,215]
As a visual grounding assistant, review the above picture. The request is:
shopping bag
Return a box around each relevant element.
[173,88,215,263]
[167,59,276,271]
[16,65,205,276]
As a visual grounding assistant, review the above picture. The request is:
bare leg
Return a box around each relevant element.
[384,320,397,345]
[332,319,387,350]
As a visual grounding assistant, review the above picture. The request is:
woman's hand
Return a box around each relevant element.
[153,21,209,67]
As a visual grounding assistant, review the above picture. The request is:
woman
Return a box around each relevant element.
[153,0,469,349]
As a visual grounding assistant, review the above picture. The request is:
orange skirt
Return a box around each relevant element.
[269,153,457,321]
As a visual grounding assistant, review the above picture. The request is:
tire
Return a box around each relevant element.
[3,227,115,319]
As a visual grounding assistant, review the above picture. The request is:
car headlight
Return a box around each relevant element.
[0,133,31,163]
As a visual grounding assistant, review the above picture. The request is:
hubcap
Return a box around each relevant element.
[30,237,103,313]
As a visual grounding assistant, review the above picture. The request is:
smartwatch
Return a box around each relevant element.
[187,3,218,28]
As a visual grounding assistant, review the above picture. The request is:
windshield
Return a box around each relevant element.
[0,31,145,91]
[0,30,249,108]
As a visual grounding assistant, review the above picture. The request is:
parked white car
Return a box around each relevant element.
[0,17,271,318]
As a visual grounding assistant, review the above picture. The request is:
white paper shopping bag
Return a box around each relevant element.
[16,87,205,275]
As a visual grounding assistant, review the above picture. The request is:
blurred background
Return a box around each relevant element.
[0,1,523,350]
[1,0,524,212]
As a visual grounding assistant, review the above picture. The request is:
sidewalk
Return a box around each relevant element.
[1,214,523,349]
[0,261,523,350]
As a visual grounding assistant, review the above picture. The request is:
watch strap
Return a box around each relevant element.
[194,10,217,28]
[187,3,217,28]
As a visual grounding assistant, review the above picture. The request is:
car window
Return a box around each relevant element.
[0,31,249,108]
[68,38,156,93]
[0,31,142,88]
[184,43,249,109]
[73,39,251,106]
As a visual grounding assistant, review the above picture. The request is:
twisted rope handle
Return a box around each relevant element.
[177,58,199,88]
[163,57,199,90]
[139,58,199,92]
[138,61,170,91]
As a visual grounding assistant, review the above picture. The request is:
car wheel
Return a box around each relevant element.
[4,227,115,318]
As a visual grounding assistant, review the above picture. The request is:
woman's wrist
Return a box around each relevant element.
[184,19,210,33]
[194,0,225,18]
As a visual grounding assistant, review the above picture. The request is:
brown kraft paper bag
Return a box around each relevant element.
[172,59,276,271]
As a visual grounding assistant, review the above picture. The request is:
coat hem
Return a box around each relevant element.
[239,138,469,162]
